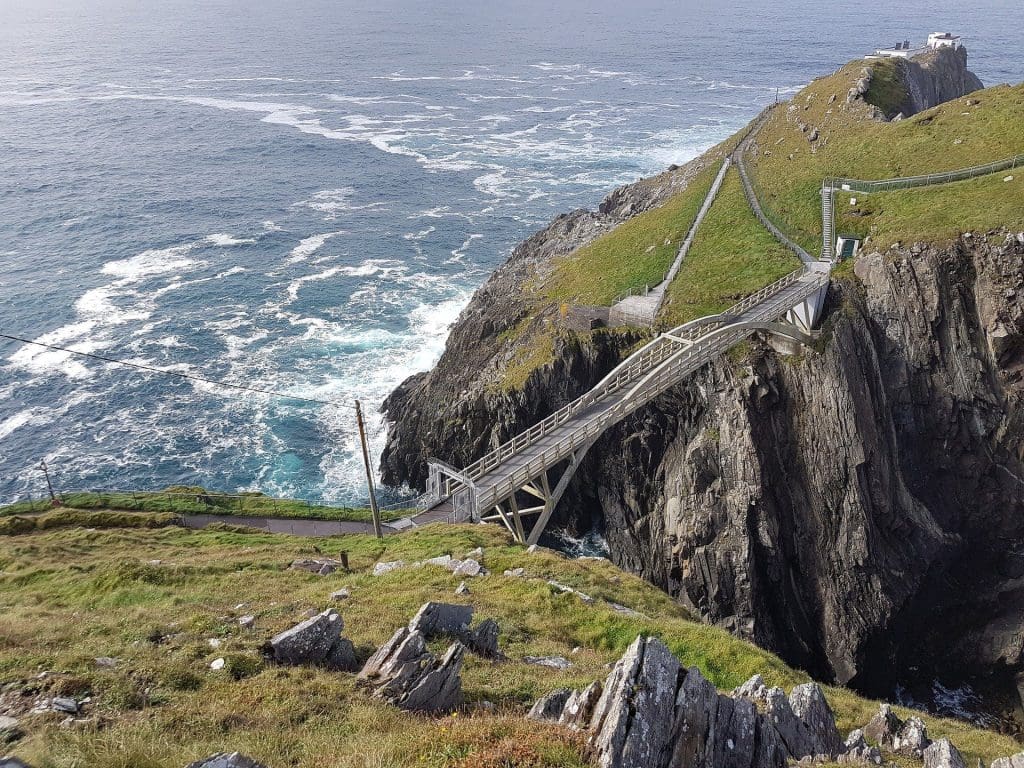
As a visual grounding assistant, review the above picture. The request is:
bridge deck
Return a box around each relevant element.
[465,269,827,513]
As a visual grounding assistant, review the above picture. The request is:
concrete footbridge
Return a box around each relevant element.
[418,262,830,543]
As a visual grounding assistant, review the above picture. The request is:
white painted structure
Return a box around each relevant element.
[927,32,962,50]
[868,31,962,59]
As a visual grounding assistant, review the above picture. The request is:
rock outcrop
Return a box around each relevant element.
[924,739,968,768]
[886,46,983,118]
[264,609,358,671]
[406,602,502,658]
[358,627,464,713]
[533,636,843,768]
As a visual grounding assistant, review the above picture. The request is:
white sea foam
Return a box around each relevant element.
[101,244,199,280]
[205,233,256,246]
[287,231,345,263]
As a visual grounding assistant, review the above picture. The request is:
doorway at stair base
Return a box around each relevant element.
[836,234,862,260]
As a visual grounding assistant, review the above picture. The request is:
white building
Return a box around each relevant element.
[927,32,962,50]
[868,32,962,60]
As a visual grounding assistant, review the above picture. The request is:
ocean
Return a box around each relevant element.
[1,0,1021,506]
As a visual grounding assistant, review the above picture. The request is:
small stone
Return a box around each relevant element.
[0,758,33,768]
[526,544,541,554]
[94,657,118,668]
[464,547,483,559]
[523,655,572,670]
[1004,175,1014,182]
[50,697,79,714]
[234,603,248,611]
[504,568,525,577]
[239,615,256,630]
[207,638,222,649]
[373,560,404,576]
[210,658,226,671]
[453,558,483,577]
[422,555,453,568]
[331,588,351,601]
[454,582,470,596]
[185,753,269,768]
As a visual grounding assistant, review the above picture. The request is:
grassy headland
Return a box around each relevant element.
[0,522,1019,767]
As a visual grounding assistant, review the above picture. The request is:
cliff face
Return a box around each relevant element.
[590,237,1024,699]
[379,56,1022,714]
[884,46,984,118]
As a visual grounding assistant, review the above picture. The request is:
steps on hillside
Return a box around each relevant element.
[821,185,834,260]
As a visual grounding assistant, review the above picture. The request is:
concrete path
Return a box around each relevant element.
[179,512,405,536]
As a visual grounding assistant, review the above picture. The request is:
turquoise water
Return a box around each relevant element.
[1,0,1021,504]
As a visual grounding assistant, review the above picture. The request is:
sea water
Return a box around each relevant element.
[1,0,1021,505]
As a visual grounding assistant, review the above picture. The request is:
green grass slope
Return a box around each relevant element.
[748,67,1024,253]
[0,522,1018,767]
[658,168,801,326]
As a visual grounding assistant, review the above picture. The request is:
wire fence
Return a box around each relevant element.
[827,153,1024,194]
[0,487,424,521]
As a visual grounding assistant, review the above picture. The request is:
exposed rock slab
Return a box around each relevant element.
[266,609,357,670]
[358,627,464,713]
[185,754,269,768]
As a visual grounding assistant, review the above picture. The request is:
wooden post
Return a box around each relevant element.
[355,400,383,539]
[39,459,58,506]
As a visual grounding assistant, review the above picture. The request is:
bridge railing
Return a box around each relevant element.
[460,265,812,484]
[470,270,829,512]
[826,153,1023,194]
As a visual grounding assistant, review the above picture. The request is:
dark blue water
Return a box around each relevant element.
[1,0,1021,505]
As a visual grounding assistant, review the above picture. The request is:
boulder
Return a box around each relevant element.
[50,697,79,714]
[788,682,842,757]
[464,618,501,659]
[669,666,719,768]
[0,717,22,745]
[589,636,680,768]
[759,686,823,759]
[452,558,484,577]
[732,674,767,701]
[266,609,355,669]
[992,752,1024,768]
[372,560,404,576]
[560,681,603,730]
[710,694,759,768]
[422,555,452,568]
[359,627,464,712]
[924,739,967,768]
[326,637,359,672]
[863,703,902,748]
[893,716,930,758]
[838,729,883,765]
[528,688,573,722]
[185,754,269,768]
[408,602,473,637]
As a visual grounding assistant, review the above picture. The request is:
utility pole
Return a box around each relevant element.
[39,458,58,505]
[354,400,383,539]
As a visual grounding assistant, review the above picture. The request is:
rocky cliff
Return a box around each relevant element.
[897,46,985,118]
[378,55,1024,720]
